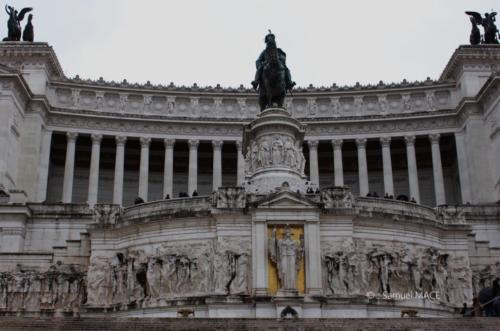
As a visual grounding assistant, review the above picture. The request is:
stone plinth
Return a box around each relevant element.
[243,108,307,194]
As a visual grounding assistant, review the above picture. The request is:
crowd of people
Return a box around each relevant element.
[461,279,500,317]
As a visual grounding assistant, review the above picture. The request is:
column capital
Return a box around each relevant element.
[212,140,223,149]
[66,132,78,142]
[235,140,243,150]
[115,135,127,145]
[355,138,367,148]
[404,135,416,145]
[307,140,319,149]
[164,138,175,148]
[188,139,199,148]
[140,137,152,147]
[380,136,391,147]
[429,133,441,144]
[331,139,343,149]
[91,133,103,144]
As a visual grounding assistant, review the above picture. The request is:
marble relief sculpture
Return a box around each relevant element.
[246,135,305,173]
[0,262,86,312]
[322,240,473,306]
[84,239,251,307]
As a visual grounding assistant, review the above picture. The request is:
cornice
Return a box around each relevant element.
[475,74,500,118]
[440,44,500,81]
[0,73,33,111]
[0,42,64,78]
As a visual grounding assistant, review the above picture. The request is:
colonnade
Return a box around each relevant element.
[306,133,458,205]
[37,131,468,206]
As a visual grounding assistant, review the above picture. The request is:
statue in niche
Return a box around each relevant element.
[252,31,296,111]
[466,11,499,44]
[269,226,304,294]
[3,5,32,41]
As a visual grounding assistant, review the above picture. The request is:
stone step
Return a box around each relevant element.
[0,317,497,331]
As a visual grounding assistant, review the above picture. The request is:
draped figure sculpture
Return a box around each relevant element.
[269,226,304,294]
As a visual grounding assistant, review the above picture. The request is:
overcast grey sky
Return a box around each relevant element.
[6,0,499,87]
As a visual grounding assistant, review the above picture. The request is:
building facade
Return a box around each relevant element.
[0,43,499,318]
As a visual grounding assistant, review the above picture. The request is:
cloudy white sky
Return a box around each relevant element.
[6,0,499,87]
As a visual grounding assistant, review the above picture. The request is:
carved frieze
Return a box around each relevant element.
[322,240,472,306]
[86,239,251,307]
[0,262,86,312]
[245,134,305,174]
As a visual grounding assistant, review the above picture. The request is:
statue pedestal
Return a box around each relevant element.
[243,108,308,194]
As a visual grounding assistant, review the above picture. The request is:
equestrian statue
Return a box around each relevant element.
[3,5,32,42]
[252,31,296,111]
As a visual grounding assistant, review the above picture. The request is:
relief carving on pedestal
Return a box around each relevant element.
[245,135,305,174]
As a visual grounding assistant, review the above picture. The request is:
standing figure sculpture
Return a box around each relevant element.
[3,5,32,41]
[269,226,304,294]
[466,11,499,44]
[252,31,296,111]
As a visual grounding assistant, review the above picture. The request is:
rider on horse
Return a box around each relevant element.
[251,31,295,91]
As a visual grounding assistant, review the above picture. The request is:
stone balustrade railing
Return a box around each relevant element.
[119,196,212,225]
[356,196,439,223]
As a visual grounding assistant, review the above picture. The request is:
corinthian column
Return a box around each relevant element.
[380,137,394,196]
[62,132,78,203]
[163,139,175,199]
[36,129,52,202]
[405,135,420,202]
[236,141,245,185]
[138,137,151,201]
[188,139,199,195]
[212,140,223,191]
[113,136,127,205]
[429,134,446,205]
[332,139,344,187]
[454,132,472,203]
[308,140,319,187]
[87,134,103,206]
[356,138,369,196]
